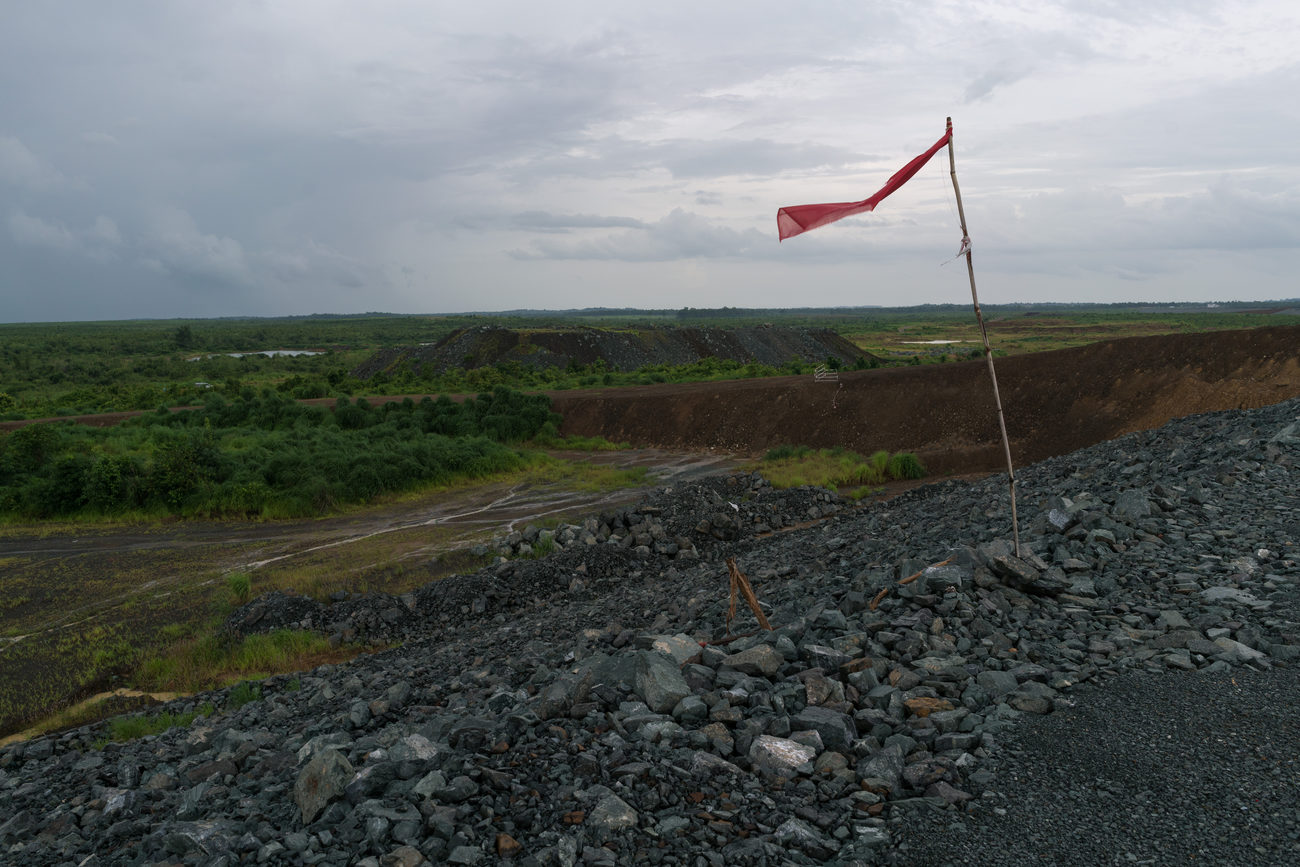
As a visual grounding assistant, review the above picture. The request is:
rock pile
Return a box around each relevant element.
[350,325,875,379]
[1,399,1296,865]
[224,475,840,647]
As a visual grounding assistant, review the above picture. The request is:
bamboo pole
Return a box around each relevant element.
[945,117,1020,556]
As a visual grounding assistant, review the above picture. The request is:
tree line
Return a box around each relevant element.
[0,387,557,520]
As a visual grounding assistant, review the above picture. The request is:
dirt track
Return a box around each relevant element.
[552,324,1300,474]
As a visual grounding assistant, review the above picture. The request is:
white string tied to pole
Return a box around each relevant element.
[945,116,1020,557]
[940,234,972,266]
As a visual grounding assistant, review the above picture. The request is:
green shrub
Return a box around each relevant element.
[227,681,262,710]
[887,452,926,480]
[764,444,812,461]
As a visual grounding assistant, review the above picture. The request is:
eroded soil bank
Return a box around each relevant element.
[552,324,1300,474]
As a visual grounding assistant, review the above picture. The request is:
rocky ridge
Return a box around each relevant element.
[350,325,874,379]
[1,399,1297,865]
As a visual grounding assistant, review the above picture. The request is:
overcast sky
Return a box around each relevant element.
[3,1,1299,322]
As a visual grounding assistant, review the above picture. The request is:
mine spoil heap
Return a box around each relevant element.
[1,399,1298,865]
[350,325,874,379]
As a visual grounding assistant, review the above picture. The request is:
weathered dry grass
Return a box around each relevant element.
[0,454,652,740]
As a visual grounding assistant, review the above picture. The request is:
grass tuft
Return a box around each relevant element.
[226,571,252,605]
[757,446,926,491]
[101,701,215,745]
[136,627,347,694]
[521,533,557,559]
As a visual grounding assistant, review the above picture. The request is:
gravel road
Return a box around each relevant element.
[890,665,1300,866]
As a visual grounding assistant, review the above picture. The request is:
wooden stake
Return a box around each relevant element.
[726,558,772,632]
[946,117,1021,556]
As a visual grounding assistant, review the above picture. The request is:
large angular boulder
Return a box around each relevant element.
[294,748,353,825]
[635,651,691,714]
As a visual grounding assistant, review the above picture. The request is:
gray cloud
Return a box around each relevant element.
[0,135,70,191]
[510,211,647,233]
[514,209,767,261]
[1,1,1298,319]
[7,211,76,251]
[963,61,1038,103]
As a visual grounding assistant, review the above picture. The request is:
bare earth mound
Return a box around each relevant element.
[351,325,875,377]
[552,324,1300,474]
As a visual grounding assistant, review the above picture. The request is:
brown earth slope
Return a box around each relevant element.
[552,324,1300,474]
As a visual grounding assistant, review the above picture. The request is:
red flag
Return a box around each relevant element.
[777,129,952,241]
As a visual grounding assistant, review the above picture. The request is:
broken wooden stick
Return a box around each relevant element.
[726,557,772,633]
[871,557,957,610]
[898,557,953,586]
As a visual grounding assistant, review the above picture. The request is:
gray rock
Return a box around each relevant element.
[1213,637,1268,664]
[749,735,817,775]
[976,670,1019,697]
[926,780,974,804]
[1200,586,1270,610]
[856,743,906,793]
[671,694,708,723]
[1155,609,1192,631]
[691,751,744,776]
[294,748,353,825]
[790,706,857,753]
[923,563,967,593]
[447,845,483,865]
[379,845,426,867]
[1112,489,1152,521]
[587,794,638,831]
[634,651,691,714]
[641,633,701,665]
[722,644,784,677]
[1047,507,1076,532]
[802,643,852,670]
[988,553,1041,588]
[775,818,837,859]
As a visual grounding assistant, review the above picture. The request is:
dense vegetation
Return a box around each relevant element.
[369,354,885,396]
[0,315,469,419]
[0,387,557,519]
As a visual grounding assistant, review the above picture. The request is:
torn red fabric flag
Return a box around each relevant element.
[777,128,952,241]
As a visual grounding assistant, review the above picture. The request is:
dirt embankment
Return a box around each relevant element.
[552,324,1300,475]
[351,325,875,378]
[7,325,1299,479]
